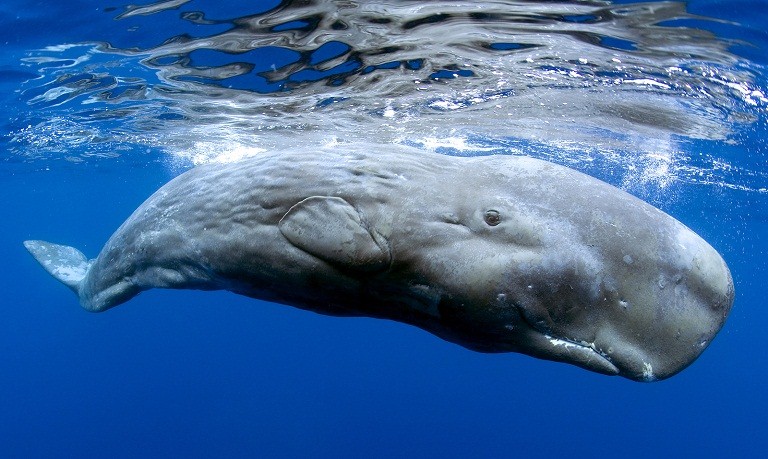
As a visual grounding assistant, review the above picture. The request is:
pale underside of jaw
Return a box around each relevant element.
[514,304,623,377]
[543,334,623,377]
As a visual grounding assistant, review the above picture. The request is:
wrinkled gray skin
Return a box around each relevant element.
[25,145,734,381]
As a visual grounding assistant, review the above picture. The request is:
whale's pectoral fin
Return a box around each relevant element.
[279,196,391,272]
[23,240,91,293]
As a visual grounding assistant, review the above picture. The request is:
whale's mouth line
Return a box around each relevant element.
[541,334,619,373]
[514,304,620,375]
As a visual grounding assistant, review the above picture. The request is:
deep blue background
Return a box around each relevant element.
[2,1,767,457]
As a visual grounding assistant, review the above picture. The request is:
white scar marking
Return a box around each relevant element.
[642,362,656,381]
[546,335,579,349]
[54,265,88,283]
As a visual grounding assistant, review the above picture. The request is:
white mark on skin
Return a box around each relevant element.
[54,265,88,283]
[545,335,579,349]
[642,362,656,381]
[546,336,612,362]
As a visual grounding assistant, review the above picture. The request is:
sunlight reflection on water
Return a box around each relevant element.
[7,0,768,196]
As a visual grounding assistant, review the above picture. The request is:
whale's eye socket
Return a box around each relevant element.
[484,209,501,226]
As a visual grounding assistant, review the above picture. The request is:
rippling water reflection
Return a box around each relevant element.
[8,0,768,194]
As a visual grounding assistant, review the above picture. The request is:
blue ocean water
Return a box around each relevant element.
[2,0,767,457]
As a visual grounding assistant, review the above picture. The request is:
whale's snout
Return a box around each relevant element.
[498,167,736,381]
[604,227,734,381]
[515,223,734,381]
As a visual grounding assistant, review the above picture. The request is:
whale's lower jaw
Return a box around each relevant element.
[543,335,620,376]
[518,330,620,377]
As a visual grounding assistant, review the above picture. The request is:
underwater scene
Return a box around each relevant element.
[2,0,766,457]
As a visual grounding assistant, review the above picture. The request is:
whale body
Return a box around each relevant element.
[24,145,734,381]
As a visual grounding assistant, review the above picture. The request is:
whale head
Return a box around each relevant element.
[404,155,734,381]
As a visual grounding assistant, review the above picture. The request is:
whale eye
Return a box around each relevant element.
[484,209,501,226]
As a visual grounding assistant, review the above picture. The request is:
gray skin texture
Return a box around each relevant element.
[26,145,734,381]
